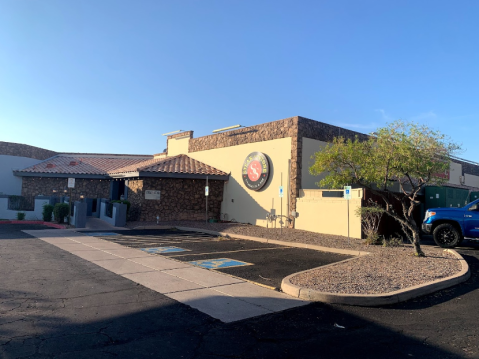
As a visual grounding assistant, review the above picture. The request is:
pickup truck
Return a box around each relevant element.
[422,198,479,247]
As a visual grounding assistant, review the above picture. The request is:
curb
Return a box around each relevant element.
[0,220,66,229]
[132,225,175,230]
[281,249,471,306]
[175,226,369,257]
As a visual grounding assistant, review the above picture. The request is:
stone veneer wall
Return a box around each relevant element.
[0,142,57,160]
[452,158,479,177]
[21,177,110,202]
[188,116,368,225]
[126,177,224,222]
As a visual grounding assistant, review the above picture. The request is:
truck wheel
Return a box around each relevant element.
[433,223,462,248]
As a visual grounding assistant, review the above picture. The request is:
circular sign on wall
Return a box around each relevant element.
[242,152,270,191]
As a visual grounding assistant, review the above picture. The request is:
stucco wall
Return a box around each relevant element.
[0,155,43,195]
[187,137,292,226]
[465,173,479,188]
[449,162,463,185]
[167,131,193,156]
[301,138,328,189]
[295,189,362,239]
[0,196,50,220]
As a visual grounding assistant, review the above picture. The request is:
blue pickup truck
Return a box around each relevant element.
[422,198,479,247]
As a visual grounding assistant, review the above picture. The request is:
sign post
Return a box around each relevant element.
[67,178,75,225]
[280,174,283,235]
[344,186,352,244]
[205,176,209,224]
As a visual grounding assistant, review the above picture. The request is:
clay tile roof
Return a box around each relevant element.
[17,155,154,176]
[109,155,228,176]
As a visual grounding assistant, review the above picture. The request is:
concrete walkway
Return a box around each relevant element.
[74,217,129,231]
[23,229,308,323]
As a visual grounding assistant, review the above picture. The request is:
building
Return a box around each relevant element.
[2,116,479,238]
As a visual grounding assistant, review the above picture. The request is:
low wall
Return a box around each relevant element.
[0,195,50,220]
[295,189,362,239]
[100,200,127,227]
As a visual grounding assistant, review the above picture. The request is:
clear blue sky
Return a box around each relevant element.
[1,0,478,160]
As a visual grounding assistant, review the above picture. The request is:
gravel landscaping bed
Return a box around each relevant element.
[126,221,463,295]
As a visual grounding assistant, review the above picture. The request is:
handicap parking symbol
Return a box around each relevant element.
[140,246,189,254]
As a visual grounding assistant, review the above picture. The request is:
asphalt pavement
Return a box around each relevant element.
[1,224,479,358]
[89,229,352,288]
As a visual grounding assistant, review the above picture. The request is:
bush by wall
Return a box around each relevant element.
[16,212,25,220]
[42,203,54,222]
[53,203,70,224]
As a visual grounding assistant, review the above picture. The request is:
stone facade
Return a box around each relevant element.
[0,142,57,160]
[21,177,110,202]
[126,177,224,222]
[188,116,367,223]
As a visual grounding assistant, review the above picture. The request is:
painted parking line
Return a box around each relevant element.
[84,232,119,236]
[189,258,253,269]
[140,246,190,254]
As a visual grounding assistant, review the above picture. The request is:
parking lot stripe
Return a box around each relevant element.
[167,247,283,257]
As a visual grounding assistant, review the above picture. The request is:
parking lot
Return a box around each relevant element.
[2,224,479,358]
[85,228,352,289]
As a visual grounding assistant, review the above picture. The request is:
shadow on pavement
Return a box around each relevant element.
[0,290,466,359]
[0,224,475,358]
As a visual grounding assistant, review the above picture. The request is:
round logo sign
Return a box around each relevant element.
[242,152,270,191]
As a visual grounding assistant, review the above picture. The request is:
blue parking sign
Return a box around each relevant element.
[344,186,352,200]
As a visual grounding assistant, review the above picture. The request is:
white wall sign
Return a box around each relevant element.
[145,190,161,200]
[68,178,75,188]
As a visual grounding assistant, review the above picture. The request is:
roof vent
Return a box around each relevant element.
[46,163,56,168]
[69,161,78,166]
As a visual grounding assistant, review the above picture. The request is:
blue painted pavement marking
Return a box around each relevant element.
[189,258,252,269]
[85,232,119,236]
[140,246,189,254]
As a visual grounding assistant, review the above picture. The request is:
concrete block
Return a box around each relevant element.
[122,271,203,293]
[102,248,153,259]
[167,288,272,323]
[91,259,154,275]
[51,243,93,251]
[70,250,120,262]
[214,282,309,312]
[163,267,244,288]
[129,256,192,270]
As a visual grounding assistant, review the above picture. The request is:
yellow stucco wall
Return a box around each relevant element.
[295,189,362,238]
[167,136,190,156]
[186,137,292,226]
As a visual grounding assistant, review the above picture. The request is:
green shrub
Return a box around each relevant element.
[382,235,404,247]
[42,204,54,222]
[356,199,384,245]
[53,203,70,224]
[16,212,25,220]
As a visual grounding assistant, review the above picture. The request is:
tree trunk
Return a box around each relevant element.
[412,230,425,257]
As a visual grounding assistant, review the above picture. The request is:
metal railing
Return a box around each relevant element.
[7,196,34,211]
